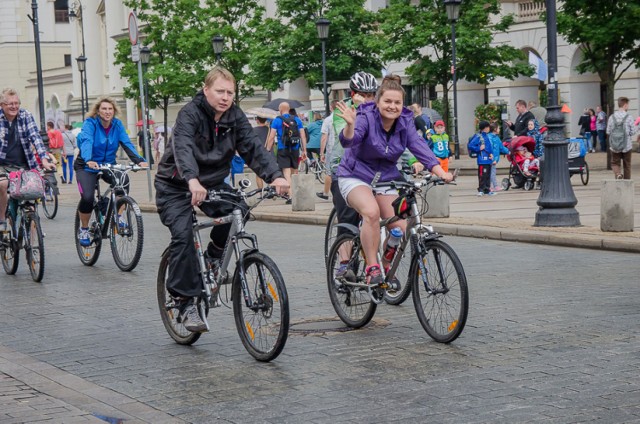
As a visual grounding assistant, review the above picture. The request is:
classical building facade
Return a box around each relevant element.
[3,0,638,143]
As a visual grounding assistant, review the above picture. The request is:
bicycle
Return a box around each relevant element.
[298,153,326,183]
[326,173,468,343]
[157,182,290,362]
[74,164,144,271]
[39,170,59,220]
[1,173,46,282]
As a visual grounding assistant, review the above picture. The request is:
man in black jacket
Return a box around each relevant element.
[507,99,536,136]
[155,67,288,332]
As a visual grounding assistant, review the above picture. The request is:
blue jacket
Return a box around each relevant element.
[76,116,143,172]
[468,132,494,165]
[488,133,509,163]
[337,102,439,183]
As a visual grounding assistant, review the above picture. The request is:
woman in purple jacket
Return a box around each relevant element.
[335,75,453,287]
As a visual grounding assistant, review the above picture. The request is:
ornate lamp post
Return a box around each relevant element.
[212,35,224,63]
[534,0,580,226]
[69,1,89,115]
[28,0,47,144]
[76,56,87,118]
[444,0,462,159]
[316,17,331,117]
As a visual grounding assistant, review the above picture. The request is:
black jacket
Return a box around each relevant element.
[509,110,536,136]
[156,91,283,189]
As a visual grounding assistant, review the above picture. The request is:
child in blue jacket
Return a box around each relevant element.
[468,120,494,196]
[488,122,509,191]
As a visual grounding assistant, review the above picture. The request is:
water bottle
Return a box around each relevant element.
[383,227,403,262]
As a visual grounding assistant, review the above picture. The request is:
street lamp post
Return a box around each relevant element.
[140,46,152,167]
[534,0,580,226]
[212,35,224,63]
[316,18,331,117]
[445,0,462,160]
[76,56,87,118]
[28,0,47,145]
[69,1,89,116]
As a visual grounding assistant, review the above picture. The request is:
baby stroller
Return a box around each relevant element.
[567,137,589,185]
[501,136,539,191]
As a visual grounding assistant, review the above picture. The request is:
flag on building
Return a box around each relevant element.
[529,52,548,82]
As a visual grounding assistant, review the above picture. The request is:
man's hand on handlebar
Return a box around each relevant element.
[41,157,56,171]
[188,178,208,206]
[138,162,149,168]
[269,177,289,196]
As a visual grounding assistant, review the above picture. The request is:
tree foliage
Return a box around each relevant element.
[556,0,640,114]
[379,0,532,128]
[247,0,384,91]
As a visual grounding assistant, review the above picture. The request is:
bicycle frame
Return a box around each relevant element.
[94,165,141,239]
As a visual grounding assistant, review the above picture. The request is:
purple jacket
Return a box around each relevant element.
[336,103,440,183]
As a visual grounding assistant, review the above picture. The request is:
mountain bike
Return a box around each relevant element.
[157,182,290,362]
[74,164,144,271]
[298,153,326,183]
[326,173,468,343]
[40,170,59,219]
[1,174,46,282]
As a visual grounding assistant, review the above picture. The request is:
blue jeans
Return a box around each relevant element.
[62,155,74,182]
[597,130,606,151]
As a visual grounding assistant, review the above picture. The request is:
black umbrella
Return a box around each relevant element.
[263,98,305,111]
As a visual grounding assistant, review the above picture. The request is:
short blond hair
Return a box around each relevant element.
[204,66,236,88]
[0,88,19,105]
[87,96,121,119]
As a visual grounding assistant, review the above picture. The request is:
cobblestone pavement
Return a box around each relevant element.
[0,206,639,423]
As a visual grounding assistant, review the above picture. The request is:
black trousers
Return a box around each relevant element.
[477,164,492,194]
[155,180,247,298]
[76,168,129,214]
[330,177,359,235]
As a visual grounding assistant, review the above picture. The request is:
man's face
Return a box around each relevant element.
[204,77,235,114]
[516,103,525,114]
[596,106,601,113]
[1,95,21,121]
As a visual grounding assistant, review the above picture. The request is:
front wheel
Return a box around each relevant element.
[411,239,468,343]
[74,201,102,266]
[157,250,202,345]
[324,207,338,266]
[233,252,289,362]
[326,233,376,328]
[110,197,144,272]
[25,215,45,282]
[1,215,19,275]
[581,162,590,185]
[41,183,58,219]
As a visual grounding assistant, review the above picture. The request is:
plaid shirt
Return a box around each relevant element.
[0,108,47,170]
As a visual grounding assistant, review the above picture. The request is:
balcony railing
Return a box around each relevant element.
[516,1,545,23]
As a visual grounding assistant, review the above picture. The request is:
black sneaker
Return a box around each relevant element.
[316,192,329,200]
[181,302,208,333]
[285,198,292,205]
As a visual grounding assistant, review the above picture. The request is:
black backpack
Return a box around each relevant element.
[279,115,301,149]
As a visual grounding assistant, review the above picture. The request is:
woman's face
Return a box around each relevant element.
[376,90,403,122]
[98,101,115,124]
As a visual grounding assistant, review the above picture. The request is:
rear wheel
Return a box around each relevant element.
[233,252,289,362]
[74,202,102,266]
[41,183,58,219]
[581,162,590,185]
[157,250,202,345]
[411,239,468,343]
[324,207,338,265]
[298,157,309,174]
[326,233,376,328]
[383,243,413,306]
[25,215,44,282]
[110,197,144,271]
[1,215,19,275]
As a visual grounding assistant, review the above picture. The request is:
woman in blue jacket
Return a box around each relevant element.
[335,75,453,287]
[75,97,147,246]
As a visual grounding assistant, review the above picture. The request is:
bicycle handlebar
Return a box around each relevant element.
[98,163,145,173]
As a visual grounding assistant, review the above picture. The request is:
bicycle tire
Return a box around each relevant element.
[157,250,202,345]
[110,197,144,272]
[25,215,45,282]
[74,201,102,266]
[383,243,413,305]
[41,183,58,219]
[312,161,325,183]
[1,215,19,275]
[298,158,309,174]
[326,233,376,328]
[411,239,468,343]
[233,252,289,362]
[581,162,589,185]
[323,207,338,265]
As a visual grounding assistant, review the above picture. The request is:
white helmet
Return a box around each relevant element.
[349,71,378,93]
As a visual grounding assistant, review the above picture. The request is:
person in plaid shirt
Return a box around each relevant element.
[0,88,54,231]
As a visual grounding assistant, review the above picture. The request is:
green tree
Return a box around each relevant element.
[556,0,640,115]
[247,0,383,93]
[379,0,532,136]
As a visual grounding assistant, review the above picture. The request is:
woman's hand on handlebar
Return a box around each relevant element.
[138,162,149,168]
[270,177,289,196]
[411,162,425,175]
[87,161,99,170]
[188,178,207,206]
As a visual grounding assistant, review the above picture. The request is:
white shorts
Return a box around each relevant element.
[338,177,398,207]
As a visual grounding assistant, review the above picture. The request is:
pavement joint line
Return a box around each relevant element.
[0,345,186,423]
